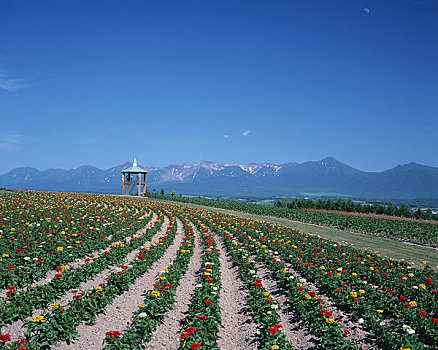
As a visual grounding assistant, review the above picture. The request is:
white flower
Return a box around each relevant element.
[138,312,147,318]
[211,292,217,295]
[212,287,218,291]
[379,321,386,326]
[271,305,279,309]
[358,318,364,324]
[196,284,202,288]
[412,286,419,289]
[46,278,52,283]
[407,328,415,334]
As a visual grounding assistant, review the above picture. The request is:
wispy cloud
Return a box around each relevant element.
[242,130,251,137]
[362,7,370,14]
[0,131,25,152]
[0,76,28,92]
[224,134,231,139]
[0,55,29,92]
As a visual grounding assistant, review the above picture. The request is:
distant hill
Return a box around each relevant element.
[1,157,437,200]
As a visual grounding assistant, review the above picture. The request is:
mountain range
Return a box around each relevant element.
[1,157,438,200]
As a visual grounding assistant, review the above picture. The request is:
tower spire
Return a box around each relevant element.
[133,157,137,167]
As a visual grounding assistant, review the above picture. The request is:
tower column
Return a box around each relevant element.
[122,174,125,195]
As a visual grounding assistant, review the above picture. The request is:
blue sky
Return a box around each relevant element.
[0,0,437,174]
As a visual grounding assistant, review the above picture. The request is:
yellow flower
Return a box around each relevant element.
[52,303,61,308]
[267,311,272,315]
[33,315,44,322]
[263,292,269,296]
[151,291,160,297]
[409,301,417,307]
[376,310,383,313]
[419,284,426,289]
[326,318,335,323]
[57,247,63,251]
[350,292,357,298]
[358,290,365,294]
[304,294,311,299]
[320,266,325,270]
[2,253,9,257]
[297,283,302,286]
[97,287,103,291]
[139,303,146,308]
[160,276,166,280]
[352,273,357,277]
[271,346,280,350]
[400,348,412,350]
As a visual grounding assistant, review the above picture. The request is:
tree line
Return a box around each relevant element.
[273,198,437,221]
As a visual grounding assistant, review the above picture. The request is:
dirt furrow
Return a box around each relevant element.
[145,222,203,349]
[0,211,156,299]
[253,259,324,350]
[282,261,378,350]
[1,214,164,342]
[51,217,185,350]
[216,236,260,350]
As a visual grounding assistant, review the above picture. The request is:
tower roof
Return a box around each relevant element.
[121,157,148,173]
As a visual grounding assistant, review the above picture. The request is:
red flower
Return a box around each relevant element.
[138,253,145,259]
[425,278,433,282]
[197,315,208,319]
[419,311,427,316]
[191,342,201,349]
[7,265,14,270]
[204,300,213,305]
[105,330,121,338]
[55,273,62,278]
[269,325,278,333]
[266,299,272,304]
[0,334,11,343]
[186,327,196,334]
[344,329,350,334]
[432,318,438,323]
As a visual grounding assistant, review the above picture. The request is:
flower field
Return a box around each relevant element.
[1,191,437,350]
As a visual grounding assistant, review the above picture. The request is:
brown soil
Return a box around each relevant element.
[216,236,260,350]
[51,217,185,349]
[145,222,203,349]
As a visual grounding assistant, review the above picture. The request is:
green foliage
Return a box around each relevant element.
[146,194,438,245]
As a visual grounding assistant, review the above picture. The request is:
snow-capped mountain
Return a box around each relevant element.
[1,158,437,199]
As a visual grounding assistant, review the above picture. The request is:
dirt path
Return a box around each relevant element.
[51,217,185,350]
[0,213,161,341]
[216,236,260,350]
[145,222,203,349]
[253,259,323,350]
[0,211,156,299]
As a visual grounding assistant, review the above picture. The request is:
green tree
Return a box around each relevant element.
[171,190,175,197]
[160,188,165,196]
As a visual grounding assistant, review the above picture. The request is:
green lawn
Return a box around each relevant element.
[144,197,438,270]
